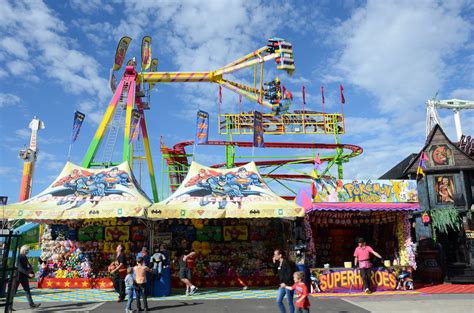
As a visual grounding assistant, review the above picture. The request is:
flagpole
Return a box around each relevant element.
[67,143,72,161]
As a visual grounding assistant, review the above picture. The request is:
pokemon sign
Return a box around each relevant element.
[312,179,418,203]
[148,161,303,219]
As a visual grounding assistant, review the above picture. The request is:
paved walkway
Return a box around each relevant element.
[13,283,474,303]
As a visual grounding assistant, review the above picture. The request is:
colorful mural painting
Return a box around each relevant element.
[312,179,418,203]
[428,144,455,166]
[434,175,455,204]
[148,161,303,219]
[2,162,152,220]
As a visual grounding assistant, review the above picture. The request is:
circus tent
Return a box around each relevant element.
[148,161,304,219]
[1,162,152,221]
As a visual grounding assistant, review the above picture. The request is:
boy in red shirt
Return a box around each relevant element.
[287,271,310,313]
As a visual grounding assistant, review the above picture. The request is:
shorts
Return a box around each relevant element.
[179,267,192,280]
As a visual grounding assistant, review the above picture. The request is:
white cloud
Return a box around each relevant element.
[331,1,471,119]
[37,151,64,171]
[324,1,473,178]
[0,0,109,102]
[0,37,29,59]
[69,0,114,14]
[14,129,30,139]
[0,166,15,176]
[0,93,20,108]
[450,88,474,99]
[77,100,105,125]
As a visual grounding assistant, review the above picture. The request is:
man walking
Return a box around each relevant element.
[177,239,197,296]
[354,238,382,293]
[272,249,295,313]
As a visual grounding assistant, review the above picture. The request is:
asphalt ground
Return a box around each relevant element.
[8,294,474,313]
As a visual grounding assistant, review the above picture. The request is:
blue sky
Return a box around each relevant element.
[1,0,473,203]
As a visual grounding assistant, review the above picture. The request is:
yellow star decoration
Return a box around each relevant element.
[64,281,71,288]
[247,280,253,286]
[229,280,236,286]
[74,282,78,286]
[82,281,89,287]
[56,282,61,286]
[99,281,106,288]
[264,279,270,286]
[46,280,53,287]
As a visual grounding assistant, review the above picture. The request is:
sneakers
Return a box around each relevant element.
[185,289,190,296]
[189,286,198,295]
[364,288,372,294]
[30,303,41,308]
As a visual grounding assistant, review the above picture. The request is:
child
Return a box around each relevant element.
[134,256,153,312]
[124,267,135,313]
[287,271,311,313]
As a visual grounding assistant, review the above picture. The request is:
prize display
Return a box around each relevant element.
[153,218,284,287]
[38,218,147,288]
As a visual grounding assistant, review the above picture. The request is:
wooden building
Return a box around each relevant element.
[382,124,474,282]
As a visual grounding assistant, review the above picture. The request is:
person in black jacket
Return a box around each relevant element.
[272,249,295,313]
[15,245,40,308]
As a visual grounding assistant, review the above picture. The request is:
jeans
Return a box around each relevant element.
[113,272,125,300]
[359,268,371,291]
[14,275,35,306]
[296,308,310,313]
[136,283,148,310]
[126,288,134,310]
[276,287,294,313]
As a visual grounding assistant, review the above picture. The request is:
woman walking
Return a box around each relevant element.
[15,245,40,308]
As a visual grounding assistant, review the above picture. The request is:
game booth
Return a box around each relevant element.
[148,161,305,289]
[296,179,420,293]
[2,162,152,289]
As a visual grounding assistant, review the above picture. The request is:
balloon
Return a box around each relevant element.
[192,241,202,250]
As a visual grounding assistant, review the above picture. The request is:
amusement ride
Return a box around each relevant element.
[426,97,474,140]
[72,36,362,202]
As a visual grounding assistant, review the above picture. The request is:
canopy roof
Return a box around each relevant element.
[1,162,151,221]
[148,161,303,219]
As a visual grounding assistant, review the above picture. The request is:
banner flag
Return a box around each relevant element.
[141,36,152,71]
[0,196,7,206]
[113,36,132,71]
[340,84,345,104]
[321,85,325,105]
[302,85,306,105]
[129,110,141,143]
[253,111,265,147]
[218,86,222,104]
[149,58,159,90]
[196,110,209,145]
[71,111,85,143]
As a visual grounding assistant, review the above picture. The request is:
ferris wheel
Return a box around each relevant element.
[426,98,474,140]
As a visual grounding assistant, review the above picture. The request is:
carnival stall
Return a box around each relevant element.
[2,161,152,289]
[147,161,304,288]
[297,179,420,293]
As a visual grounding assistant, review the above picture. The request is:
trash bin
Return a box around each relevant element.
[151,267,171,297]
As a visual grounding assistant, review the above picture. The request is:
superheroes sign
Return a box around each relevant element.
[148,162,303,219]
[2,162,152,220]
